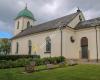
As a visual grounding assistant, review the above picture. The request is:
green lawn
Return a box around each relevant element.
[0,64,100,80]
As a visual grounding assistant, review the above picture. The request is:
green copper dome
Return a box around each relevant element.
[15,7,35,20]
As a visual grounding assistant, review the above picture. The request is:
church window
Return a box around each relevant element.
[16,42,19,54]
[28,40,32,55]
[17,21,19,29]
[45,37,51,53]
[79,15,82,21]
[27,21,30,28]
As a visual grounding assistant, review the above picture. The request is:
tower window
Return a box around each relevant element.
[27,21,30,28]
[17,21,19,29]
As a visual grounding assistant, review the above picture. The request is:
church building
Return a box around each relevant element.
[11,6,100,62]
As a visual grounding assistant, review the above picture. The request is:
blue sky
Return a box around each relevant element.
[0,0,100,38]
[0,32,13,39]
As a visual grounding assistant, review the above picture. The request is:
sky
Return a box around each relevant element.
[0,0,100,38]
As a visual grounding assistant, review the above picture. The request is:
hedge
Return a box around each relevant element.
[33,56,66,66]
[0,56,66,69]
[0,55,40,61]
[0,58,32,69]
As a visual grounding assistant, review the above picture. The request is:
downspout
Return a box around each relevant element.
[95,26,99,62]
[59,26,63,58]
[61,29,63,57]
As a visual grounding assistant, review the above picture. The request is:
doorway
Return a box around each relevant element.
[81,37,88,59]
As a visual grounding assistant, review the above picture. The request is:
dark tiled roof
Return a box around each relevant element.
[75,17,100,29]
[11,12,79,39]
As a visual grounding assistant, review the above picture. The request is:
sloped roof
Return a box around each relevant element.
[11,12,79,40]
[75,17,100,29]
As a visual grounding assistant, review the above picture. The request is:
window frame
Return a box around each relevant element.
[17,21,19,29]
[16,42,19,54]
[45,37,51,53]
[27,21,30,28]
[28,40,32,55]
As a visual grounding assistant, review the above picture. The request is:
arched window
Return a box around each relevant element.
[46,37,51,52]
[27,21,30,28]
[79,15,82,21]
[81,37,88,59]
[28,40,32,55]
[16,42,19,54]
[17,21,19,29]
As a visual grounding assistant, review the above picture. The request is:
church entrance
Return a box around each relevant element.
[81,37,88,59]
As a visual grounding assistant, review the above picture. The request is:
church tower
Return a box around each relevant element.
[14,6,35,35]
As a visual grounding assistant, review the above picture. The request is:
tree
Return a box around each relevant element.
[0,38,11,55]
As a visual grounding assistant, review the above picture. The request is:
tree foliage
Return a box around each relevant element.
[0,38,11,55]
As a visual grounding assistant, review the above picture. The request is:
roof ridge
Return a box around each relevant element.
[11,11,80,40]
[33,12,79,27]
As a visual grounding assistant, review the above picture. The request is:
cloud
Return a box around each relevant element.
[17,0,25,8]
[41,0,60,14]
[0,20,13,33]
[84,9,100,20]
[0,0,100,38]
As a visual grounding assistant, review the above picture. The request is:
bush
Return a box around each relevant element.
[0,60,14,69]
[0,55,40,61]
[56,56,65,63]
[0,56,66,69]
[14,58,27,67]
[0,58,35,69]
[33,58,43,66]
[42,56,65,65]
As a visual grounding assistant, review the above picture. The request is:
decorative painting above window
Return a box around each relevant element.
[70,36,75,43]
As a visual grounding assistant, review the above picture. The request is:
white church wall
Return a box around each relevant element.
[12,27,100,61]
[11,29,61,58]
[76,28,97,60]
[96,27,100,60]
[62,28,78,59]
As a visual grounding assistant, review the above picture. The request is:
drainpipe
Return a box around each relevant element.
[95,26,99,62]
[59,26,63,57]
[61,29,63,57]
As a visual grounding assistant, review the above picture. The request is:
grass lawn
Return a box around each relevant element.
[0,64,100,80]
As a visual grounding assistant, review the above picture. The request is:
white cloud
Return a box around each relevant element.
[67,7,78,14]
[0,20,13,33]
[0,21,5,26]
[41,0,61,14]
[0,0,100,37]
[84,9,100,20]
[17,0,26,8]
